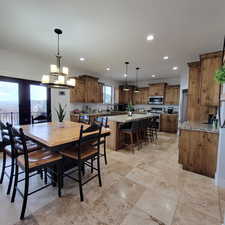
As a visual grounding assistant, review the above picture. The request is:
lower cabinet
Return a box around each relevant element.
[179,129,218,178]
[160,114,178,133]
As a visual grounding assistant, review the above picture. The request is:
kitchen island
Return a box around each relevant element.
[107,113,153,150]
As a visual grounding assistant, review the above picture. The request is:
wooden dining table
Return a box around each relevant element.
[17,121,111,150]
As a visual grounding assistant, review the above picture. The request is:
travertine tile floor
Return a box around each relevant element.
[0,133,224,225]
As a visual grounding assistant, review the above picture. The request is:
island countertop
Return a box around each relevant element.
[179,121,219,134]
[108,113,153,123]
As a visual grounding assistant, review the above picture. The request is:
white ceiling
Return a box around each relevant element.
[0,0,225,82]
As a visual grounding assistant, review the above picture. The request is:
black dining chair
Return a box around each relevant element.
[31,113,50,124]
[79,114,90,124]
[60,123,102,201]
[92,116,108,165]
[10,126,63,220]
[0,122,41,195]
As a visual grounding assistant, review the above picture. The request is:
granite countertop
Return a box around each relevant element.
[108,113,153,123]
[70,111,127,117]
[179,121,219,134]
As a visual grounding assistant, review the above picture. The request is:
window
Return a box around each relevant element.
[103,85,113,104]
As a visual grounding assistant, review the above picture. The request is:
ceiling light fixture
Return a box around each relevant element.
[123,62,130,91]
[80,57,85,61]
[147,34,154,41]
[134,67,140,93]
[152,74,156,78]
[173,66,178,70]
[41,28,76,89]
[106,67,110,71]
[163,56,169,60]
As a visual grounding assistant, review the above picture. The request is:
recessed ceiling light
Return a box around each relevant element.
[163,56,169,60]
[173,66,178,70]
[146,34,154,41]
[152,74,156,78]
[80,57,85,61]
[106,67,110,71]
[124,74,127,77]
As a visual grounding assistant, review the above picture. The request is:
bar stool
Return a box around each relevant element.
[120,120,140,153]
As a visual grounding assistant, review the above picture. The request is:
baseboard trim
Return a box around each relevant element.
[215,172,225,188]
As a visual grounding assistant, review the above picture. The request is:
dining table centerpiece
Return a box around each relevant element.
[56,103,67,127]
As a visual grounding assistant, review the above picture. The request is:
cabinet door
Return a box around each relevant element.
[97,83,103,103]
[200,54,221,106]
[160,114,167,131]
[70,78,85,103]
[187,62,201,121]
[200,132,218,178]
[179,130,202,173]
[118,87,133,104]
[149,83,166,96]
[165,86,180,105]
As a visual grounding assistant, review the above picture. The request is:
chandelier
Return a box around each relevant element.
[41,28,76,89]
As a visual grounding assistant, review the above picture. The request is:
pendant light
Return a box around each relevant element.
[134,67,140,93]
[41,28,76,89]
[123,62,130,91]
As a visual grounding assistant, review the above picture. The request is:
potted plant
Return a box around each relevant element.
[215,64,225,84]
[56,103,67,127]
[127,103,134,116]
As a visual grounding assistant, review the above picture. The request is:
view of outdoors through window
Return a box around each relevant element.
[103,85,112,104]
[0,81,19,124]
[30,85,47,119]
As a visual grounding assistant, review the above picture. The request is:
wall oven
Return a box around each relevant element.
[148,96,164,105]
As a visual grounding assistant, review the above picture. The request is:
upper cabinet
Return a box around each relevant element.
[119,86,134,104]
[70,78,85,103]
[149,83,166,97]
[133,87,149,105]
[187,62,201,122]
[70,75,103,103]
[200,52,222,106]
[165,85,180,105]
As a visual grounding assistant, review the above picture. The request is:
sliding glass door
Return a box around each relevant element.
[0,81,19,125]
[0,76,51,125]
[30,84,48,120]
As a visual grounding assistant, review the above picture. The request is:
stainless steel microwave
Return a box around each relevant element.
[148,96,164,105]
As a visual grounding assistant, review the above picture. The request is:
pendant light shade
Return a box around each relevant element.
[134,67,140,93]
[123,62,130,91]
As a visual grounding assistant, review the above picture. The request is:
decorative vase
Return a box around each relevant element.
[128,111,132,116]
[57,122,64,128]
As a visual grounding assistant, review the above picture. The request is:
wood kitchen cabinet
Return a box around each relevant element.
[149,83,166,97]
[179,129,218,178]
[133,87,149,105]
[160,114,178,133]
[187,55,219,122]
[118,86,133,104]
[165,85,180,105]
[187,62,201,121]
[70,78,85,103]
[70,75,103,103]
[200,51,222,106]
[97,83,103,103]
